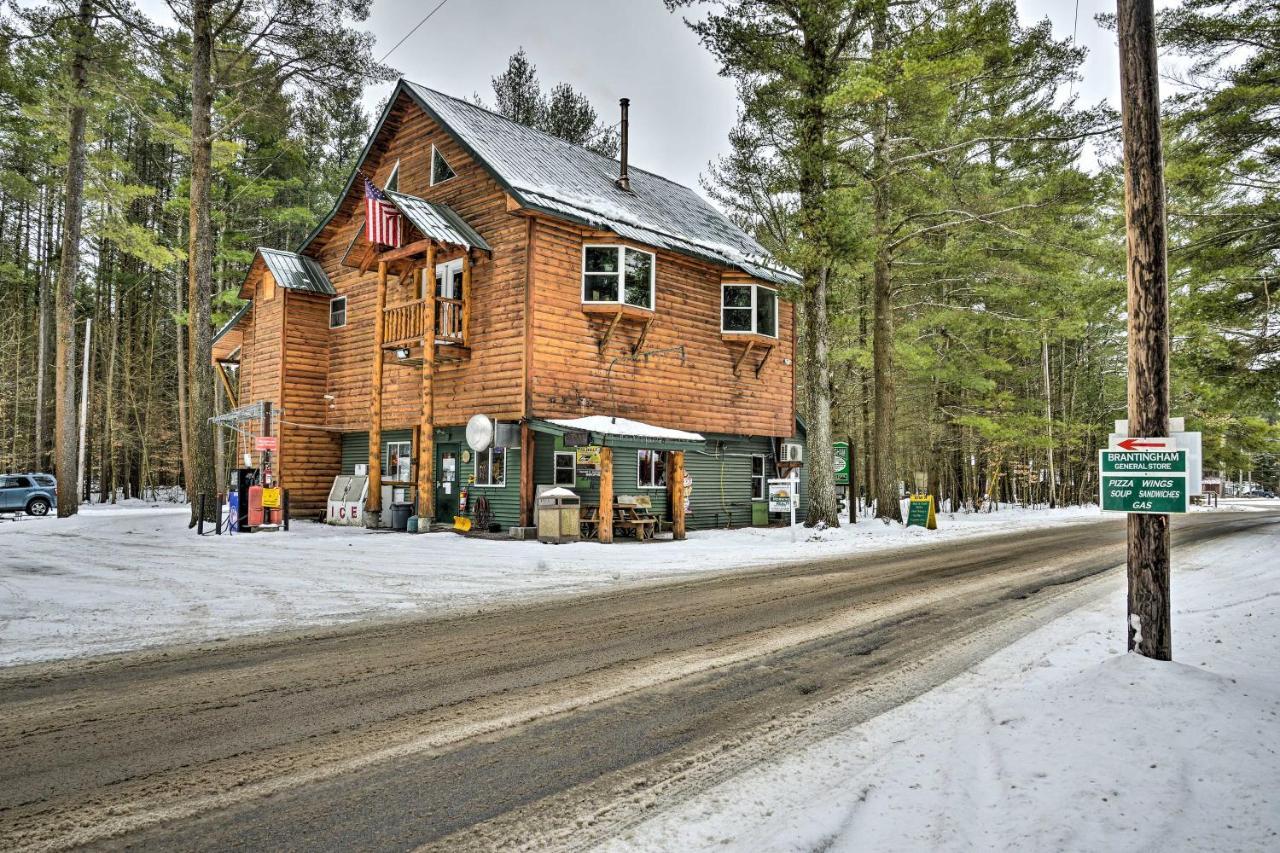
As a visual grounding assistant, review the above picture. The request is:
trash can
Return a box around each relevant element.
[537,487,581,544]
[389,502,413,531]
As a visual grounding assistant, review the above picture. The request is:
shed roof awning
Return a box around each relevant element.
[258,247,336,295]
[212,300,251,346]
[532,416,706,451]
[385,191,492,254]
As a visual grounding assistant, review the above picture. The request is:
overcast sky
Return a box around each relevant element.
[135,0,1181,194]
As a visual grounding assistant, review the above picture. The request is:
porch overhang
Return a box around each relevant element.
[531,416,706,452]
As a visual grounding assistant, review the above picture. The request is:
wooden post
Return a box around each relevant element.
[670,450,686,540]
[519,421,535,527]
[461,251,472,347]
[598,446,614,544]
[1117,0,1172,660]
[367,260,388,522]
[418,244,436,521]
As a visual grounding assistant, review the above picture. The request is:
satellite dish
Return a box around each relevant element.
[466,414,494,452]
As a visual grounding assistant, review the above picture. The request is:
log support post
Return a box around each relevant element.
[519,421,535,527]
[670,450,686,540]
[598,446,614,544]
[418,243,437,521]
[462,251,473,347]
[366,260,387,525]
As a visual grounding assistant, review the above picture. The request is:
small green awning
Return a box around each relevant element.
[531,416,706,452]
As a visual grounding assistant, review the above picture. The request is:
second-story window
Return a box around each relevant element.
[582,245,654,310]
[329,296,347,329]
[722,283,778,338]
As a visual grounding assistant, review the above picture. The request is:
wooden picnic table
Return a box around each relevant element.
[580,505,658,540]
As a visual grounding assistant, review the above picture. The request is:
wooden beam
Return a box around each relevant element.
[519,421,535,527]
[367,260,388,519]
[754,344,774,378]
[598,446,614,544]
[670,450,686,540]
[215,362,237,409]
[598,309,624,354]
[733,340,756,375]
[631,315,655,355]
[358,243,376,275]
[376,237,434,266]
[418,244,437,521]
[461,251,473,347]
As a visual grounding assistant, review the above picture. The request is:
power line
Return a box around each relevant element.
[377,0,451,65]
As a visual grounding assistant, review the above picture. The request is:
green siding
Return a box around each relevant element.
[340,430,412,475]
[437,425,521,530]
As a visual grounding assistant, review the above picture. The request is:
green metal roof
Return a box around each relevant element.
[385,191,492,253]
[212,300,251,346]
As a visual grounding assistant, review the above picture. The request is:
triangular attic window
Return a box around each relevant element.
[431,146,456,185]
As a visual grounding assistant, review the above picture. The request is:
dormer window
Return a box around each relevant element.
[722,283,777,338]
[582,245,654,310]
[431,145,456,185]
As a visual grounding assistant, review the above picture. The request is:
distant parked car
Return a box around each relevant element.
[0,473,57,516]
[1245,489,1276,499]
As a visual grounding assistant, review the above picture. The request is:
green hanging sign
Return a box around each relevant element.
[834,442,850,486]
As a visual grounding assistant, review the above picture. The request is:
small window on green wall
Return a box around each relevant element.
[554,451,576,486]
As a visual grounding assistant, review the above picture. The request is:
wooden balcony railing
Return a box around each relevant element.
[383,298,467,349]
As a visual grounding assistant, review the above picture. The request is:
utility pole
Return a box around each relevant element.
[1117,0,1172,660]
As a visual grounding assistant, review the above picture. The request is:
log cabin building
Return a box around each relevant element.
[212,79,808,539]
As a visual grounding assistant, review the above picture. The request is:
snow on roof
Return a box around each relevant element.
[547,416,704,443]
[404,82,801,287]
[540,486,578,499]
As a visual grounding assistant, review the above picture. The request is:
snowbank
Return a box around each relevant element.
[605,517,1280,852]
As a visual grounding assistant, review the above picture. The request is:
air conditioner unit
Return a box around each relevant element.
[781,442,804,463]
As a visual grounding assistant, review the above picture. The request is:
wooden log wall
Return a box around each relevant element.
[280,290,339,513]
[527,218,796,437]
[307,93,528,433]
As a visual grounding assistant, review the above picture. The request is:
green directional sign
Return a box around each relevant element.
[1098,449,1188,514]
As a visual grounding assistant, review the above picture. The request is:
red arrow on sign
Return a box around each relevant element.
[1116,438,1168,451]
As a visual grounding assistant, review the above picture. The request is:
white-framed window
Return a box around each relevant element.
[385,159,401,192]
[582,245,655,310]
[721,283,778,337]
[329,295,347,329]
[385,440,412,481]
[554,451,576,486]
[637,449,666,489]
[474,446,506,487]
[751,454,767,501]
[431,145,456,186]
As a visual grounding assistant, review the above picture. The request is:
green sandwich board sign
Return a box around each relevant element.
[1098,448,1189,514]
[834,442,850,486]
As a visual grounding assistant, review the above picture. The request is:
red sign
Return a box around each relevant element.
[254,436,278,451]
[1114,437,1175,451]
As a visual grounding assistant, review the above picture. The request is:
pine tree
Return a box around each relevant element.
[486,49,619,157]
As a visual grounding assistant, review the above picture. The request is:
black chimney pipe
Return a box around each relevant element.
[616,98,631,192]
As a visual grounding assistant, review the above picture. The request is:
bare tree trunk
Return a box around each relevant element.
[54,0,93,518]
[1042,332,1057,507]
[802,265,839,527]
[870,2,901,522]
[187,0,217,524]
[174,271,191,494]
[1117,0,1172,661]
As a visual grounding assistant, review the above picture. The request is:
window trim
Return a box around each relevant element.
[474,446,507,487]
[553,451,577,486]
[430,144,456,186]
[329,295,347,329]
[581,245,656,311]
[751,454,767,501]
[721,283,779,338]
[637,448,666,490]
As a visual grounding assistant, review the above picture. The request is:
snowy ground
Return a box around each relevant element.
[603,515,1280,853]
[1,499,1272,667]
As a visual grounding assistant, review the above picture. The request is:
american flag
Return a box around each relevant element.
[363,177,402,248]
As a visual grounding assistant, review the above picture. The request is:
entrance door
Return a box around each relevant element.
[435,444,460,520]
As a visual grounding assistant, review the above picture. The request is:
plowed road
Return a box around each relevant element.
[2,512,1273,852]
